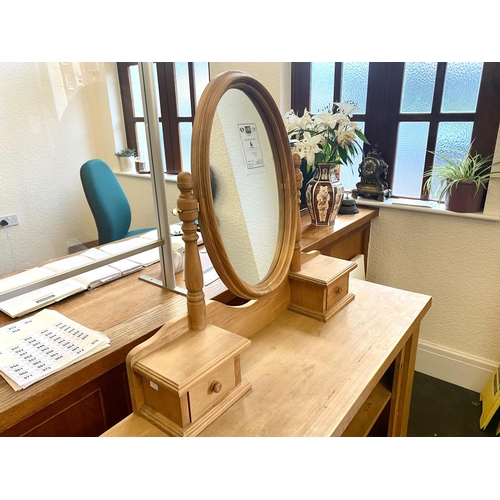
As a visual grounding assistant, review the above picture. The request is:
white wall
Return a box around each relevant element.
[0,62,156,276]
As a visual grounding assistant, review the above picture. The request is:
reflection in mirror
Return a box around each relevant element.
[210,89,279,286]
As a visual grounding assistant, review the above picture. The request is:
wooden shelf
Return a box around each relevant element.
[341,382,392,437]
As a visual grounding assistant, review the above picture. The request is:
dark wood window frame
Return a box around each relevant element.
[117,62,201,175]
[291,62,500,200]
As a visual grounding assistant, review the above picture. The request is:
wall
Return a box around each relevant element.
[0,62,156,276]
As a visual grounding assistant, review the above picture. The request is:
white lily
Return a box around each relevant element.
[297,108,313,129]
[295,131,323,166]
[312,112,341,130]
[284,110,301,134]
[335,101,359,117]
[283,101,368,169]
[336,129,357,148]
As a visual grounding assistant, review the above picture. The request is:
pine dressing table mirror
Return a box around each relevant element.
[104,71,431,438]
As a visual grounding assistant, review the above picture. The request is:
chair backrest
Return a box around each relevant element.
[80,159,132,245]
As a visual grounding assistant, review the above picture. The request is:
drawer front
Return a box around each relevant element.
[326,274,349,309]
[189,359,236,422]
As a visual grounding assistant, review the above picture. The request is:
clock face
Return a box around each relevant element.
[361,158,379,179]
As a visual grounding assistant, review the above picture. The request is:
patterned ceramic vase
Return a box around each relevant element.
[305,163,344,226]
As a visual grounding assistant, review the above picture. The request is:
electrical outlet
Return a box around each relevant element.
[0,214,18,227]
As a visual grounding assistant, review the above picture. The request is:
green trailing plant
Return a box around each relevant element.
[115,148,137,157]
[424,142,500,202]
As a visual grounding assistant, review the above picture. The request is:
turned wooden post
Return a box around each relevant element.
[176,171,206,331]
[290,153,303,272]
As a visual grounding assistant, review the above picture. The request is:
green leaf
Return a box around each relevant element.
[355,129,370,144]
[338,147,348,164]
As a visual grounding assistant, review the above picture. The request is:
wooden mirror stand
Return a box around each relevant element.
[122,73,360,437]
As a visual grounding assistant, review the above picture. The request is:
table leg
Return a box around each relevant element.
[388,325,420,436]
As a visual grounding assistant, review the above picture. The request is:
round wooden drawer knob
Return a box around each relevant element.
[210,380,222,393]
[336,287,343,294]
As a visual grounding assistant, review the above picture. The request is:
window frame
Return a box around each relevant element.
[117,62,203,174]
[291,62,500,200]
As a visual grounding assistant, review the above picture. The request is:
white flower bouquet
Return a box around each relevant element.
[284,102,369,173]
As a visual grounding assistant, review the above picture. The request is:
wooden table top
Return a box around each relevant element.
[103,278,431,437]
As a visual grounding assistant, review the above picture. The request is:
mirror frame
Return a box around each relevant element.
[192,71,296,299]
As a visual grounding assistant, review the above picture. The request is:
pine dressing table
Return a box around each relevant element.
[102,71,431,438]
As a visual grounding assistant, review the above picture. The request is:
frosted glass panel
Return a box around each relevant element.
[179,122,192,172]
[427,122,473,199]
[158,122,166,172]
[194,62,209,105]
[392,122,430,198]
[130,65,143,117]
[135,122,166,172]
[153,63,160,117]
[401,62,437,113]
[434,121,473,159]
[175,62,191,117]
[135,122,147,164]
[441,62,483,112]
[311,63,335,113]
[130,64,160,118]
[341,62,368,113]
[340,122,365,192]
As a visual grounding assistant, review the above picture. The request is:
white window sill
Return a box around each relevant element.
[354,197,500,221]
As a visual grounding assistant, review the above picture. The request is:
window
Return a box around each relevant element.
[291,62,500,199]
[117,62,209,174]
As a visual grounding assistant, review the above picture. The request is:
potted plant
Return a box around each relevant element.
[283,102,369,225]
[424,143,500,213]
[115,148,137,172]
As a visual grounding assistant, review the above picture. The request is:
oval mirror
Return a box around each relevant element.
[192,71,296,299]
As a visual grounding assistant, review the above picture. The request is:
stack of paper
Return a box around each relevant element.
[0,309,110,391]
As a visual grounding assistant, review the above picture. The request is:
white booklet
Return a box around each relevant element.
[0,248,146,318]
[143,228,204,246]
[0,309,110,391]
[81,248,144,276]
[100,237,160,267]
[0,268,87,318]
[43,254,122,289]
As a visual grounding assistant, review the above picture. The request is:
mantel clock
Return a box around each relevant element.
[352,146,391,202]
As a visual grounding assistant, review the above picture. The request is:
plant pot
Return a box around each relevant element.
[119,156,135,172]
[305,163,344,226]
[445,180,486,213]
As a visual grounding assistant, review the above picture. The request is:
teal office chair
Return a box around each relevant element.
[80,159,154,245]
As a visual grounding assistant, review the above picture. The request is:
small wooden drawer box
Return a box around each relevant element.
[288,254,356,322]
[133,324,251,436]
